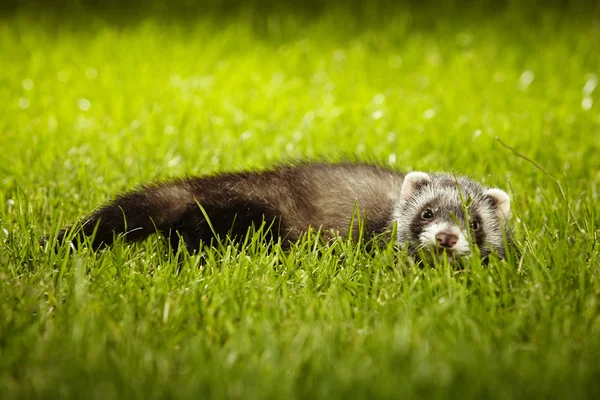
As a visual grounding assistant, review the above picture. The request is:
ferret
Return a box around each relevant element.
[45,162,513,260]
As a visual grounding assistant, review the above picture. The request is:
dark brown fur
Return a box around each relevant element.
[50,163,405,253]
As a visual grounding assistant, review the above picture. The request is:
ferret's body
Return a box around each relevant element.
[48,162,513,260]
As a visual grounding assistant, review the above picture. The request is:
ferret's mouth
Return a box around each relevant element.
[433,247,459,261]
[434,247,456,256]
[418,245,468,263]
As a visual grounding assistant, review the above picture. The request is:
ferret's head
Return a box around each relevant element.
[393,172,512,261]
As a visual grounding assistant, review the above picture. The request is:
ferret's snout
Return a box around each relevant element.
[436,231,458,248]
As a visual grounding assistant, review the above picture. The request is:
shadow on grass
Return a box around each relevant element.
[2,0,598,28]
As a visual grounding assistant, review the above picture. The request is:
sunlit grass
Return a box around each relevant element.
[1,1,600,399]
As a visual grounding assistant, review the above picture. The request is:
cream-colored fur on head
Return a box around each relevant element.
[420,223,471,255]
[485,188,511,219]
[400,172,431,202]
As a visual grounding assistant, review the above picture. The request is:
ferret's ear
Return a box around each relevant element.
[485,188,511,219]
[400,172,431,202]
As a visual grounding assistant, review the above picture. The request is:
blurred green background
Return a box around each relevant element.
[1,1,599,399]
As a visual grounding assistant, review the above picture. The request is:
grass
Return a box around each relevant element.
[1,1,600,398]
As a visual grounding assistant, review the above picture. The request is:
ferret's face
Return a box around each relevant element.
[393,172,512,261]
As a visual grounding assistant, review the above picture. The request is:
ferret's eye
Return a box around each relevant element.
[471,220,480,231]
[421,209,434,220]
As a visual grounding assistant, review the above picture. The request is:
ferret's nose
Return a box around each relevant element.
[436,232,458,248]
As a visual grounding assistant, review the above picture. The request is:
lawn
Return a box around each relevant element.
[1,0,600,399]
